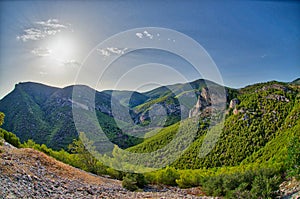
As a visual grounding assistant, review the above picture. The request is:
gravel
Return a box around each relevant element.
[0,142,217,199]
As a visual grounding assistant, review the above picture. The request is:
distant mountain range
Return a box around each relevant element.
[0,79,225,150]
[0,78,299,170]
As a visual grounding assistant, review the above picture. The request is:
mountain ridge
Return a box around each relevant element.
[0,78,299,198]
[0,79,223,150]
[0,78,299,154]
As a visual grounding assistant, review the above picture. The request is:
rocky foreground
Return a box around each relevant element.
[0,142,215,199]
[1,142,299,199]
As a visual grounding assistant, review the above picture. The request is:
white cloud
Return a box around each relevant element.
[97,47,128,57]
[97,49,111,56]
[136,32,143,39]
[17,28,45,42]
[63,59,81,67]
[17,19,70,42]
[31,47,52,57]
[35,19,67,29]
[135,30,154,39]
[107,47,127,54]
[143,30,153,39]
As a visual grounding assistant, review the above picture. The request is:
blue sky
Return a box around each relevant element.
[0,0,299,98]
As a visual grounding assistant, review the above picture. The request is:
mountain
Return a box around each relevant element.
[0,79,298,168]
[291,78,300,85]
[127,81,300,169]
[0,79,223,150]
[0,82,142,150]
[0,79,299,198]
[102,90,149,108]
[132,79,236,127]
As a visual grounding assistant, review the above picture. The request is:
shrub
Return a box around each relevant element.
[0,128,21,148]
[250,174,281,198]
[122,173,146,191]
[176,170,202,188]
[0,112,4,126]
[201,169,282,198]
[287,136,300,179]
[106,168,123,180]
[122,174,139,191]
[156,166,179,186]
[227,183,252,199]
[202,175,224,196]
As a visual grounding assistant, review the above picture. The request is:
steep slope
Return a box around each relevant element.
[291,78,300,85]
[133,79,235,127]
[241,96,300,165]
[0,143,208,199]
[0,83,142,150]
[128,81,300,169]
[143,79,209,99]
[0,83,51,144]
[103,90,149,108]
[0,79,229,150]
[0,79,296,156]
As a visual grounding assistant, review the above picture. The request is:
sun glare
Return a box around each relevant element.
[47,35,76,62]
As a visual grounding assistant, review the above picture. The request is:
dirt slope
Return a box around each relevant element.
[0,142,212,199]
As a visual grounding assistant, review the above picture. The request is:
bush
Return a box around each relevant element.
[227,183,252,199]
[122,174,139,191]
[250,174,281,198]
[0,112,4,126]
[106,168,123,180]
[156,166,179,186]
[176,170,202,188]
[122,173,146,191]
[0,138,4,146]
[202,175,225,196]
[201,169,282,198]
[0,128,21,148]
[287,136,300,179]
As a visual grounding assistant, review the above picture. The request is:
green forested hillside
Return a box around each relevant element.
[0,79,299,198]
[128,81,300,170]
[0,79,231,150]
[291,78,300,85]
[0,82,142,150]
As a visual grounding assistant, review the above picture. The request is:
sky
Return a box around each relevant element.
[0,0,299,98]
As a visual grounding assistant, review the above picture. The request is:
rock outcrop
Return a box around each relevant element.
[266,94,290,102]
[189,87,212,118]
[229,98,240,115]
[229,98,239,109]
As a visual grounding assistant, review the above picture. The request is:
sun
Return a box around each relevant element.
[46,34,76,62]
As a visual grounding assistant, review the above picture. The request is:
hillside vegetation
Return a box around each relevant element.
[0,83,142,150]
[0,79,299,198]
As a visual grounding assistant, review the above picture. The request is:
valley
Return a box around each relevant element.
[0,79,299,198]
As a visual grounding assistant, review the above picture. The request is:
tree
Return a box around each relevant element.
[157,166,180,186]
[0,112,4,126]
[287,136,300,179]
[122,173,146,191]
[0,128,21,148]
[68,132,98,173]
